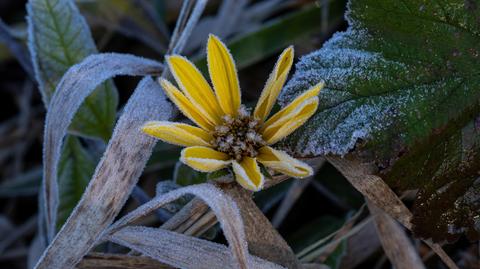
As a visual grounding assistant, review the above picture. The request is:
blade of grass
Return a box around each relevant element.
[106,183,251,269]
[368,201,426,269]
[34,77,172,269]
[327,156,459,269]
[225,184,301,268]
[109,226,284,269]
[41,53,163,240]
[272,178,312,228]
[77,252,171,269]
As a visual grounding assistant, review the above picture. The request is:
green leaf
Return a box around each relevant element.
[56,136,95,228]
[146,143,181,171]
[174,162,207,186]
[280,0,480,242]
[206,168,232,183]
[28,0,118,140]
[195,1,346,73]
[78,0,167,53]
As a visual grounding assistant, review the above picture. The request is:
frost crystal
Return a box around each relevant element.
[279,27,407,156]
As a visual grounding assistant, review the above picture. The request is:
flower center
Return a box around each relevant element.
[211,106,265,161]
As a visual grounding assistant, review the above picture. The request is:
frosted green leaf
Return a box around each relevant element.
[56,136,95,228]
[280,0,480,242]
[27,0,118,140]
[174,162,207,186]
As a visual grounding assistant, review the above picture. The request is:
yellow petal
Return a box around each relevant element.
[232,157,264,191]
[141,121,213,147]
[254,46,294,121]
[257,146,313,178]
[180,146,231,172]
[159,78,215,131]
[264,82,323,126]
[207,34,241,116]
[167,55,222,124]
[262,97,319,144]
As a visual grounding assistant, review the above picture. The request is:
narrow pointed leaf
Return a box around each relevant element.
[368,202,425,269]
[35,77,172,269]
[109,226,284,269]
[107,183,251,269]
[42,53,163,240]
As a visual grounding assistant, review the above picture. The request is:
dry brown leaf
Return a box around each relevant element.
[77,252,172,269]
[41,53,164,240]
[34,77,172,269]
[109,226,284,269]
[223,184,301,268]
[106,183,252,269]
[327,156,459,269]
[368,201,426,269]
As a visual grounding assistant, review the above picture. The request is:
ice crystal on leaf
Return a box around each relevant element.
[279,0,480,242]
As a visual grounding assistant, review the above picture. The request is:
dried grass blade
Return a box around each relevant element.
[327,156,459,269]
[368,201,426,269]
[35,77,172,269]
[109,226,284,269]
[160,197,210,233]
[168,0,208,55]
[42,53,163,240]
[107,183,251,269]
[327,157,411,226]
[224,184,301,269]
[77,252,171,269]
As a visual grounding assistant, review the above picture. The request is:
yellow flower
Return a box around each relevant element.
[142,34,323,191]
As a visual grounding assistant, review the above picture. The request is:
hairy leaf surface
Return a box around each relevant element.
[56,136,95,228]
[28,0,118,140]
[280,0,480,242]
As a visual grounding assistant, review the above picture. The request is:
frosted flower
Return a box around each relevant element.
[142,34,323,191]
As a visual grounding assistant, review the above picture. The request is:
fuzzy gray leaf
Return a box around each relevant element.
[42,53,163,241]
[107,183,251,269]
[35,77,172,269]
[110,226,284,269]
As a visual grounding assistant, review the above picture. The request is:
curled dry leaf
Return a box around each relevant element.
[223,184,300,268]
[34,76,172,269]
[368,201,426,269]
[36,0,210,266]
[109,226,284,269]
[77,252,171,269]
[153,183,300,268]
[106,183,251,269]
[328,157,458,268]
[42,53,163,240]
[327,156,459,269]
